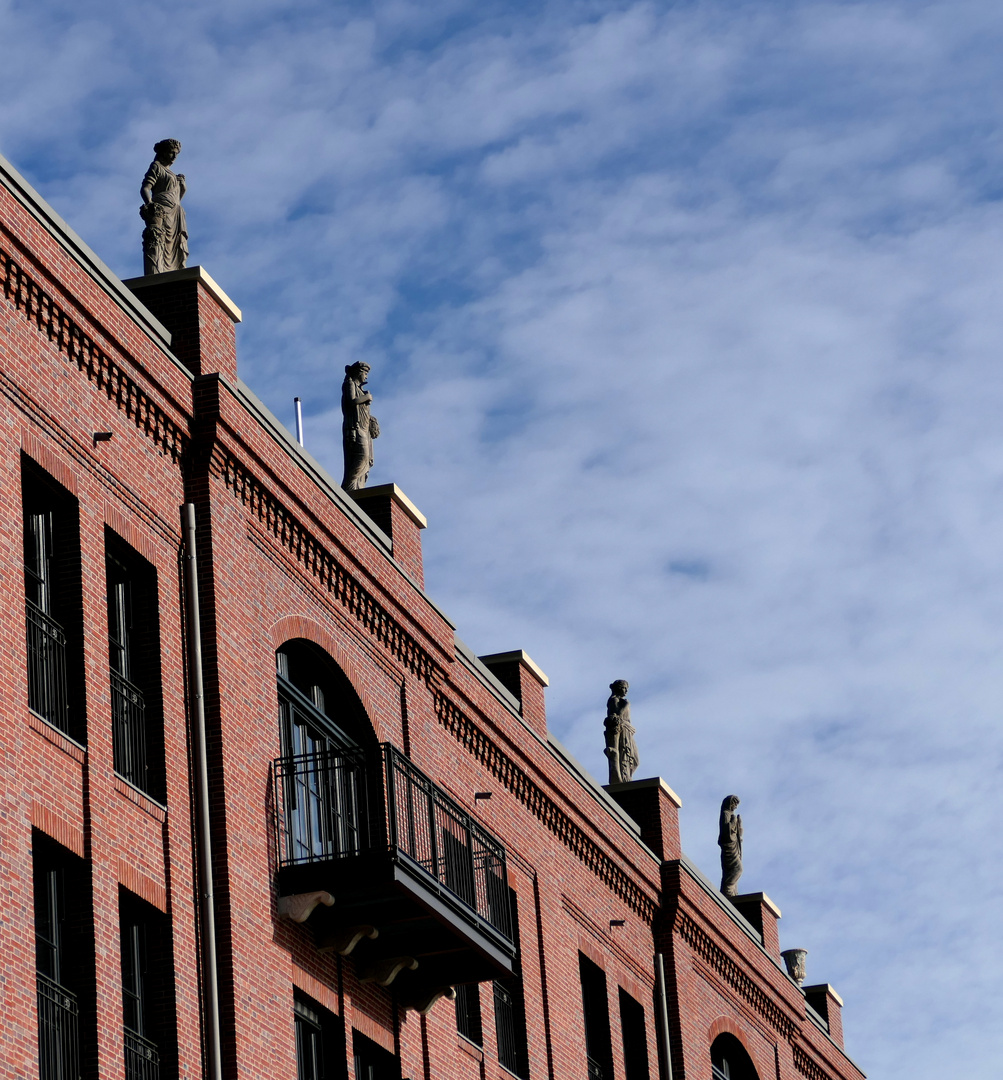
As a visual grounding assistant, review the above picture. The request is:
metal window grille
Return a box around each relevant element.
[587,1058,604,1080]
[36,973,80,1080]
[26,602,69,732]
[454,983,482,1045]
[111,670,148,791]
[124,1028,160,1080]
[494,980,527,1076]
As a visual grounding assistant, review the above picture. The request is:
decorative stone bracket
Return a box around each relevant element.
[358,956,419,987]
[277,891,334,924]
[318,924,379,957]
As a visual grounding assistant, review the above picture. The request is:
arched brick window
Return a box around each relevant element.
[711,1033,759,1080]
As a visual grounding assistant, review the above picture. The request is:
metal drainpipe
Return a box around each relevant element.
[183,503,223,1080]
[655,952,675,1080]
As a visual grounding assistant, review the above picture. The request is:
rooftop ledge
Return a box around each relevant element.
[604,776,682,808]
[351,483,427,530]
[478,649,549,687]
[123,265,243,324]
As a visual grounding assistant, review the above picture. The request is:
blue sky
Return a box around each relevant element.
[4,1,1003,1075]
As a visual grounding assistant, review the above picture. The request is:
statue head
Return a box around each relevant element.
[153,139,182,165]
[345,362,371,384]
[721,795,740,812]
[609,679,629,697]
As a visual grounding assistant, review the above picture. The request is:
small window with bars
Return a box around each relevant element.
[106,537,165,802]
[22,459,83,741]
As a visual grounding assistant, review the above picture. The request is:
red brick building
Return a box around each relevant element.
[0,149,866,1080]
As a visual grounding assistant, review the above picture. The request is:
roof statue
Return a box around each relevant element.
[604,679,639,785]
[718,794,743,897]
[342,361,380,491]
[140,139,188,275]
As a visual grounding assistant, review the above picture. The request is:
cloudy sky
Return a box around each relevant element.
[4,0,1002,1074]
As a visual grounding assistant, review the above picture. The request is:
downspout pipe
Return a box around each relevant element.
[656,952,675,1080]
[182,503,223,1080]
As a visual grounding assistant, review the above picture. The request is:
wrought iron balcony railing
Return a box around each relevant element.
[273,743,514,947]
[587,1057,605,1080]
[37,972,80,1080]
[111,670,148,791]
[26,602,69,733]
[124,1028,160,1080]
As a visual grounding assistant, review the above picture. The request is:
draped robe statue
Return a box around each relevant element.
[140,139,189,275]
[604,680,639,785]
[341,362,380,491]
[718,795,743,897]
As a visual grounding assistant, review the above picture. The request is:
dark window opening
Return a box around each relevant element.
[711,1034,759,1080]
[120,892,176,1080]
[277,640,373,751]
[494,887,529,1077]
[618,988,649,1080]
[294,994,346,1080]
[579,954,613,1080]
[352,1030,399,1080]
[107,538,165,802]
[455,983,483,1045]
[23,460,84,741]
[34,834,93,1080]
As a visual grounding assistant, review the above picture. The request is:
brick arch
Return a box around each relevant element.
[268,614,387,742]
[707,1017,769,1080]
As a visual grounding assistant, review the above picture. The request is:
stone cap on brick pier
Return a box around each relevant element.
[478,650,549,738]
[604,776,682,861]
[124,265,241,380]
[351,483,427,588]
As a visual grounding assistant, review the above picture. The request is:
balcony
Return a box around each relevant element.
[37,972,80,1080]
[273,744,516,989]
[26,602,69,733]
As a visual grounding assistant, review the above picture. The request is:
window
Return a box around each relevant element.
[494,888,529,1077]
[107,539,164,800]
[579,954,613,1080]
[352,1031,398,1080]
[294,994,346,1080]
[618,989,649,1080]
[455,983,483,1045]
[23,460,83,740]
[120,892,176,1080]
[277,642,371,866]
[34,836,89,1080]
[711,1034,759,1080]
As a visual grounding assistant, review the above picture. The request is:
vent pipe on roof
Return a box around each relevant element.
[294,397,304,446]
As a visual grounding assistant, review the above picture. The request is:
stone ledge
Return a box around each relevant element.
[734,891,782,920]
[803,983,844,1007]
[478,649,549,686]
[124,265,242,323]
[351,482,427,529]
[605,775,682,808]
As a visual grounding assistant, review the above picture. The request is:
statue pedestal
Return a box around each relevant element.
[604,776,682,861]
[125,266,241,380]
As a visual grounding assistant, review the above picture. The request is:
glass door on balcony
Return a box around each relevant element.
[24,509,70,731]
[278,655,362,865]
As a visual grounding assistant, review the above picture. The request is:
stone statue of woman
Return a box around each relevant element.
[718,795,743,898]
[140,139,189,275]
[604,680,639,785]
[341,362,380,491]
